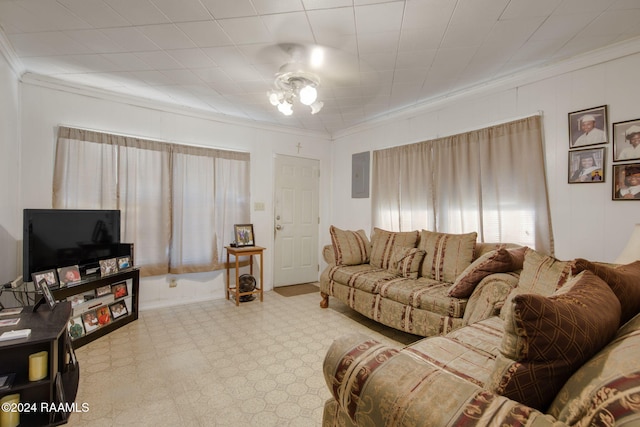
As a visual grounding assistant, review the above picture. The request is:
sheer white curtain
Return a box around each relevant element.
[372,115,553,254]
[53,126,250,276]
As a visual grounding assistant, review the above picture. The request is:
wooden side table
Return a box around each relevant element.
[225,246,265,306]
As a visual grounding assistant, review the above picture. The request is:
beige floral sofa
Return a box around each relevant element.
[322,254,640,426]
[320,226,524,337]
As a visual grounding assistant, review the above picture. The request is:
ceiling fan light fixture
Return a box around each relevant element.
[268,68,323,116]
[299,85,317,105]
[310,101,324,115]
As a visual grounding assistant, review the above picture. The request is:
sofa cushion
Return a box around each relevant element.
[448,247,516,298]
[499,248,573,319]
[418,230,477,283]
[389,246,426,279]
[329,226,370,266]
[369,228,420,269]
[378,277,466,317]
[489,270,621,411]
[573,259,640,325]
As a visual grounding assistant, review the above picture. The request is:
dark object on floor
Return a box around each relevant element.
[274,283,319,297]
[239,274,256,302]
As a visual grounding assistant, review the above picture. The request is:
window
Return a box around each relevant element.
[372,115,553,253]
[53,127,250,276]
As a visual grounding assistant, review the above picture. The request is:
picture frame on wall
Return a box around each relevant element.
[568,105,608,148]
[613,119,640,162]
[612,163,640,200]
[234,224,255,247]
[568,147,605,183]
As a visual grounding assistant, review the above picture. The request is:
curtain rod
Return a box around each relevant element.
[57,124,249,154]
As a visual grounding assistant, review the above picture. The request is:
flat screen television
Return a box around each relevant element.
[23,209,123,281]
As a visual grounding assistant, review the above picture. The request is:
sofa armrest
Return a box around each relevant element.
[323,333,561,427]
[463,272,520,325]
[322,244,336,264]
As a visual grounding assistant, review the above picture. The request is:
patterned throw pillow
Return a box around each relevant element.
[369,228,420,269]
[329,226,370,266]
[499,248,574,319]
[447,247,514,298]
[418,230,477,283]
[517,248,574,294]
[389,246,426,279]
[574,259,640,325]
[489,270,621,411]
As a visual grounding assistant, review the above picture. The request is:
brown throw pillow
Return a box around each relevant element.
[329,226,370,266]
[418,230,477,283]
[369,228,420,269]
[447,248,514,298]
[389,246,426,279]
[489,270,621,411]
[574,259,640,325]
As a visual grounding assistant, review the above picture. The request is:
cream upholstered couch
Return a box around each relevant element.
[319,226,524,337]
[322,255,640,427]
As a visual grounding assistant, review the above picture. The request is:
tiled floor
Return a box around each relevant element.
[67,289,420,426]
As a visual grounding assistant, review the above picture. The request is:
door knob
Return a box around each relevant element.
[275,224,282,230]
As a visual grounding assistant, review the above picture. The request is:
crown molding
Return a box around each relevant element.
[332,36,640,140]
[20,72,330,140]
[0,25,24,77]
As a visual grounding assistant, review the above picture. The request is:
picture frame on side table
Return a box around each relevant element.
[613,163,640,200]
[82,309,99,333]
[234,224,255,247]
[96,285,112,297]
[568,105,608,148]
[36,278,57,310]
[613,119,640,162]
[568,147,605,183]
[67,316,85,340]
[99,258,118,276]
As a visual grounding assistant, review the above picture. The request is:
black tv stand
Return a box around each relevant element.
[50,269,139,348]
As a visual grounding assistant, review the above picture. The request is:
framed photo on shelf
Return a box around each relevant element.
[568,105,608,148]
[117,256,131,270]
[82,309,99,333]
[32,269,58,288]
[234,224,255,247]
[57,265,81,286]
[36,278,57,309]
[568,147,605,183]
[109,301,128,320]
[99,258,118,276]
[613,119,640,162]
[96,285,111,297]
[612,163,640,200]
[67,316,85,340]
[96,306,111,327]
[111,282,128,299]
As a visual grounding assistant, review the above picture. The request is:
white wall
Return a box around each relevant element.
[329,41,640,263]
[0,50,20,287]
[19,82,332,310]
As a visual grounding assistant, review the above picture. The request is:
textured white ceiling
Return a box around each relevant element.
[2,0,640,135]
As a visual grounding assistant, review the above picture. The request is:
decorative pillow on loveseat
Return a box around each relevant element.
[488,270,621,411]
[329,226,370,266]
[389,246,426,279]
[574,259,640,325]
[418,230,477,283]
[447,246,525,298]
[369,228,420,269]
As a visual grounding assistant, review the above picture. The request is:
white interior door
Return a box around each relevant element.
[273,155,319,287]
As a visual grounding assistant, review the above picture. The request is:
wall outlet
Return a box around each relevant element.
[169,278,177,288]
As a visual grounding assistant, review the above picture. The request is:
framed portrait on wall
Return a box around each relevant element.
[568,105,608,148]
[613,119,640,162]
[568,147,605,183]
[612,163,640,200]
